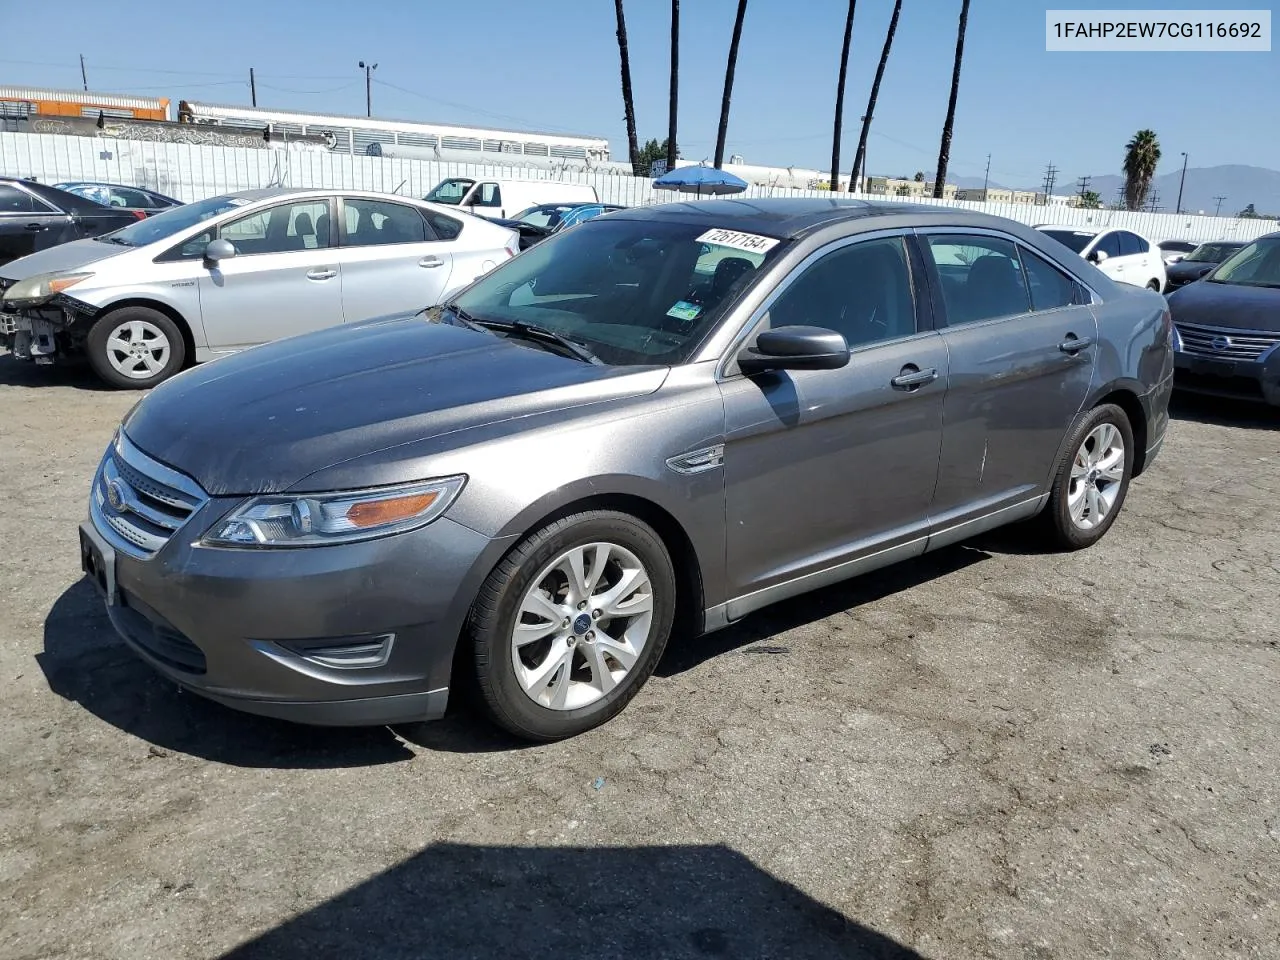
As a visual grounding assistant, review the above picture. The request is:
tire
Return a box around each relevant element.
[1147,279,1162,292]
[468,510,676,741]
[86,306,186,390]
[1040,403,1135,550]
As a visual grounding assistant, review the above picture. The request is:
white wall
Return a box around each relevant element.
[4,131,1276,244]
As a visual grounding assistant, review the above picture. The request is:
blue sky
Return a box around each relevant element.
[7,0,1277,187]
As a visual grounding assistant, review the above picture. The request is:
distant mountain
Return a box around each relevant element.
[1076,165,1280,217]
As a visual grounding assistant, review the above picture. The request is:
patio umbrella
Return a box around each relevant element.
[652,164,749,197]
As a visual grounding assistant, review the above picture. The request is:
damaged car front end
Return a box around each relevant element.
[1,272,101,364]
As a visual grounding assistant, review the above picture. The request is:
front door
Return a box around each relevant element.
[720,233,947,611]
[918,231,1098,529]
[334,197,455,322]
[197,198,343,353]
[0,183,70,264]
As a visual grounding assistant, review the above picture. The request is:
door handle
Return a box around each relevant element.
[419,256,444,268]
[1059,335,1093,354]
[306,268,337,281]
[891,366,939,389]
[24,223,43,231]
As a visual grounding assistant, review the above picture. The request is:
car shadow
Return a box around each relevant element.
[656,543,991,677]
[219,842,926,960]
[0,351,110,390]
[38,579,414,768]
[1169,391,1279,430]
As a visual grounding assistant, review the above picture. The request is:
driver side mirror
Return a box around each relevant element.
[738,325,851,374]
[203,238,237,264]
[1088,248,1109,264]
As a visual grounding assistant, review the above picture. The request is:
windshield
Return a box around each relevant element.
[515,205,575,229]
[1040,229,1095,254]
[448,218,787,366]
[1185,242,1244,263]
[1208,236,1280,287]
[95,195,248,247]
[424,178,474,205]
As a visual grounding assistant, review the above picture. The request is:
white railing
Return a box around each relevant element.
[3,131,1276,244]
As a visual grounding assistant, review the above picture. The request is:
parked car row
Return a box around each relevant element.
[0,177,149,266]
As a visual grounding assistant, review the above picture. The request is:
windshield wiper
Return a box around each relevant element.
[95,235,133,246]
[471,317,602,364]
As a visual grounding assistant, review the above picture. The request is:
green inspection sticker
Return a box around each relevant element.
[666,300,702,323]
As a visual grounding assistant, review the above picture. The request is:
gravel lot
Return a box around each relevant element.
[1,353,1276,960]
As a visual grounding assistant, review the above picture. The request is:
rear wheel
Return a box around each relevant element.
[468,510,676,741]
[1040,404,1134,550]
[86,306,186,389]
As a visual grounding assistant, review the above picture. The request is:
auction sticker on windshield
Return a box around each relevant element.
[696,228,781,255]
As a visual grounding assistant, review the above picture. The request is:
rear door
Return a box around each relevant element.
[196,197,343,352]
[334,197,455,322]
[1089,230,1127,284]
[0,183,72,263]
[918,230,1098,537]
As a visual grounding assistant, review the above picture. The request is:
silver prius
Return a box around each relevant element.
[0,187,519,388]
[78,199,1174,741]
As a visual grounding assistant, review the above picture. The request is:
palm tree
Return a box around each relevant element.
[714,0,749,169]
[1123,129,1162,211]
[829,0,858,192]
[932,0,970,199]
[850,0,902,191]
[613,0,641,175]
[667,0,679,173]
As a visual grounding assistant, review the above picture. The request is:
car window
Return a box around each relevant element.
[1019,247,1080,311]
[108,187,158,208]
[219,200,331,255]
[1094,232,1122,258]
[342,199,429,247]
[425,211,462,241]
[0,184,42,214]
[470,183,502,208]
[1117,232,1147,256]
[765,237,917,348]
[423,178,473,205]
[924,234,1031,325]
[1039,229,1095,254]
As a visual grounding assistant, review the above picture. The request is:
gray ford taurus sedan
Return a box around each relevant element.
[78,198,1174,741]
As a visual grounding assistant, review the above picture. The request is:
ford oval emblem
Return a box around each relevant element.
[573,612,592,635]
[105,478,129,513]
[1210,335,1231,352]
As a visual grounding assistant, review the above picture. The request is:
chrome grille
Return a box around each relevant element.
[1175,322,1280,361]
[90,433,207,559]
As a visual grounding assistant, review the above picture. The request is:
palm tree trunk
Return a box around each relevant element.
[932,0,970,199]
[851,0,902,191]
[613,0,641,175]
[714,0,749,169]
[667,0,679,172]
[829,0,857,192]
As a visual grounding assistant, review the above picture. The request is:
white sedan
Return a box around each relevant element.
[1035,224,1166,293]
[0,188,520,388]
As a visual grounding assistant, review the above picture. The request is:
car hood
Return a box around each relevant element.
[122,314,670,496]
[1167,279,1280,332]
[0,238,124,281]
[1166,260,1215,283]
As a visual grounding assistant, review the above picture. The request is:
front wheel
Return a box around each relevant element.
[86,306,186,389]
[1040,404,1135,550]
[468,510,676,741]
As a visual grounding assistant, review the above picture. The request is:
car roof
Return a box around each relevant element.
[602,197,1000,240]
[1037,223,1100,234]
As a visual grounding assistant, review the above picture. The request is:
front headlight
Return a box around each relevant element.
[201,476,466,548]
[3,272,94,305]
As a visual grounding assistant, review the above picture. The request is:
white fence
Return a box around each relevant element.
[3,131,1276,244]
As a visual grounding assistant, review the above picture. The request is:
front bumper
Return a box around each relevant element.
[1,295,97,361]
[1172,331,1280,406]
[81,481,503,727]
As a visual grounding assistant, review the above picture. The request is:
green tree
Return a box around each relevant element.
[829,0,858,192]
[1078,190,1101,209]
[1123,129,1161,211]
[933,0,971,198]
[636,138,679,177]
[913,171,925,182]
[1238,203,1259,218]
[850,0,902,190]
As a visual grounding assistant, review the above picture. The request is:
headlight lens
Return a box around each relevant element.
[202,476,466,548]
[3,272,94,304]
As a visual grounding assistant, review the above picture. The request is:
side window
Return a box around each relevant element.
[424,211,462,241]
[766,236,917,349]
[1019,247,1080,311]
[219,200,331,255]
[342,199,429,247]
[1118,231,1148,256]
[109,187,156,208]
[1094,231,1122,259]
[0,184,40,214]
[924,234,1031,325]
[470,183,502,208]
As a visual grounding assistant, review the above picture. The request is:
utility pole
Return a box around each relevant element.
[249,67,257,107]
[1175,151,1188,214]
[358,60,378,118]
[982,153,991,200]
[1075,174,1091,197]
[79,55,88,91]
[1213,195,1227,217]
[1146,189,1161,213]
[1041,162,1058,203]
